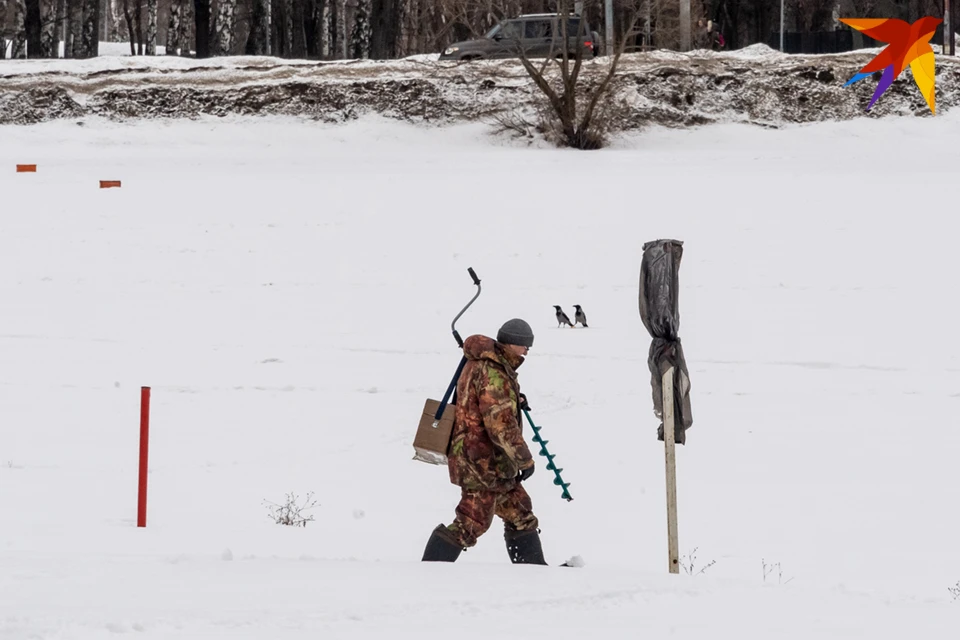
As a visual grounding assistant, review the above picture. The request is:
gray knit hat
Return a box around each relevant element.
[497,318,534,348]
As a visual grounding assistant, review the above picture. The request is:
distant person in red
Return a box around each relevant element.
[709,20,725,50]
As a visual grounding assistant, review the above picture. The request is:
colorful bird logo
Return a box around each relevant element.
[840,16,942,114]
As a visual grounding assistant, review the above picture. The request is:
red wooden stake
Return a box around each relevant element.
[137,386,151,528]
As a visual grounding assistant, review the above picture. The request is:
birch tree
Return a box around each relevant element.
[146,0,156,53]
[214,0,237,54]
[41,0,57,56]
[167,0,183,53]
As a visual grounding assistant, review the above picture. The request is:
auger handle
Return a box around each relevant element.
[452,267,482,348]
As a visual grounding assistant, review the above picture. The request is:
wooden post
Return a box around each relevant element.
[662,366,679,574]
[137,387,151,527]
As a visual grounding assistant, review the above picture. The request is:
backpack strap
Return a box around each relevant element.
[434,356,468,421]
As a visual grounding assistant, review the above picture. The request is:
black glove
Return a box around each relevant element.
[516,465,535,482]
[519,393,531,412]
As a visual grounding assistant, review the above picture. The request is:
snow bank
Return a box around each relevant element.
[1,46,959,128]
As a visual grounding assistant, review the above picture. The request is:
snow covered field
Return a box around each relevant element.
[2,112,960,638]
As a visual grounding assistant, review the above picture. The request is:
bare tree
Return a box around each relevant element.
[512,1,643,149]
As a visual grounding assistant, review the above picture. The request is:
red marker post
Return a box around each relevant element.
[137,387,151,527]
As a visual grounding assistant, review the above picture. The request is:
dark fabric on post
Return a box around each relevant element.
[639,239,694,444]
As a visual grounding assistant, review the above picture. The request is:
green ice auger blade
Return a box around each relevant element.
[521,407,572,502]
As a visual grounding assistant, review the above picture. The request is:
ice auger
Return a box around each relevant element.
[430,268,482,427]
[522,407,573,502]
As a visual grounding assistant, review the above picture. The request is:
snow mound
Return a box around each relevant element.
[1,49,958,129]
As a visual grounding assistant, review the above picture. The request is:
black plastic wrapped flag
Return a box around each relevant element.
[638,239,693,444]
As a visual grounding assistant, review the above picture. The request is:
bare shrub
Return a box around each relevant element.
[507,0,646,150]
[264,491,318,527]
[680,546,717,576]
[762,558,794,585]
[948,581,960,601]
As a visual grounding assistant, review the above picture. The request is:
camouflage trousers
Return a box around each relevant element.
[446,483,539,548]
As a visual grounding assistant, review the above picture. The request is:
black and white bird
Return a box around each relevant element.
[554,305,574,328]
[573,305,588,328]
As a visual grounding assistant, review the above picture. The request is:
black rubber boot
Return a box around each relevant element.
[504,527,548,565]
[421,524,464,562]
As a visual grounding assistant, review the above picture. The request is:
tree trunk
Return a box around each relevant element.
[176,0,192,55]
[134,0,143,53]
[66,0,80,57]
[80,0,98,57]
[122,0,134,53]
[25,0,41,56]
[329,0,343,58]
[369,0,398,59]
[41,0,57,56]
[283,0,293,57]
[167,0,181,54]
[348,0,369,58]
[146,0,156,53]
[214,0,236,54]
[0,0,7,59]
[55,0,66,55]
[193,0,210,56]
[246,0,271,54]
[109,0,120,41]
[321,0,329,56]
[13,0,27,58]
[305,0,321,57]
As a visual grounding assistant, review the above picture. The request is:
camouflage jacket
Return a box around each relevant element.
[447,335,535,492]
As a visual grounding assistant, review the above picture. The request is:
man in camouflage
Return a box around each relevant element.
[421,318,547,565]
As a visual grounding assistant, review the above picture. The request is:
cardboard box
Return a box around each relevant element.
[413,398,456,465]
